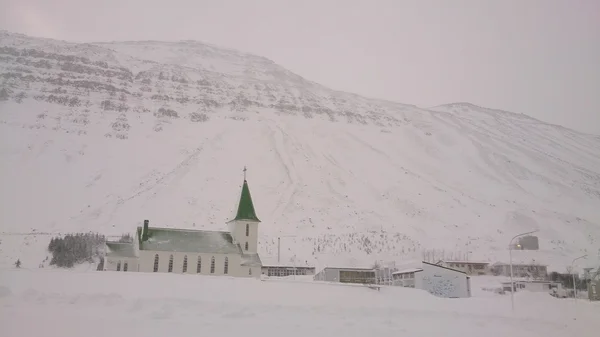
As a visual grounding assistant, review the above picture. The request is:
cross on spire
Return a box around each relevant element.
[243,166,247,181]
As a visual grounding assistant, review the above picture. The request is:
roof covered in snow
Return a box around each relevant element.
[392,268,423,275]
[139,227,241,254]
[105,242,136,258]
[241,253,263,267]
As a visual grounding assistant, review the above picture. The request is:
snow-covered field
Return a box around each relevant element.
[0,269,598,337]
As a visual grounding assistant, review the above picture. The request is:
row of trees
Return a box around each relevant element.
[48,232,105,268]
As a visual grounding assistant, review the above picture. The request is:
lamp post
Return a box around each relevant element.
[509,229,539,312]
[571,254,587,300]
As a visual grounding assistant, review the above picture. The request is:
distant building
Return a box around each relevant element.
[501,280,562,293]
[437,261,490,275]
[491,262,548,279]
[588,267,600,301]
[392,262,471,298]
[391,268,422,288]
[314,267,376,284]
[516,235,539,250]
[262,265,316,277]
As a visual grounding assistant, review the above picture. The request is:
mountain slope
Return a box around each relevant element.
[1,31,599,271]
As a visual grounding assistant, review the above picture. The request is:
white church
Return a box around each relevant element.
[103,169,263,278]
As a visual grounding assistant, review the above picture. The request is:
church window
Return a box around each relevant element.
[153,254,159,272]
[224,257,229,274]
[245,241,249,251]
[124,262,128,272]
[246,224,249,236]
[210,256,215,274]
[168,255,174,272]
[249,268,252,276]
[116,261,121,271]
[154,254,158,273]
[183,255,188,273]
[197,256,202,273]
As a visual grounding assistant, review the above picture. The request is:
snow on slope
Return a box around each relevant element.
[1,269,598,337]
[1,31,599,271]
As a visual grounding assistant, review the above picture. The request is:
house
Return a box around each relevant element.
[491,262,548,279]
[313,267,376,284]
[103,170,263,278]
[392,262,471,298]
[501,280,562,293]
[262,265,316,277]
[437,260,490,275]
[392,268,422,288]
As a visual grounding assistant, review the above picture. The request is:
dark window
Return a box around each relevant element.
[245,241,249,251]
[224,257,229,274]
[183,255,188,273]
[153,254,159,272]
[246,224,249,236]
[123,262,128,272]
[168,255,174,273]
[196,256,201,273]
[210,256,215,274]
[116,261,121,271]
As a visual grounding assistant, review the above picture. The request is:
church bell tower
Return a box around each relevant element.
[227,167,260,253]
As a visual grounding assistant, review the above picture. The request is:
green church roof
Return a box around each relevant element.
[232,179,260,222]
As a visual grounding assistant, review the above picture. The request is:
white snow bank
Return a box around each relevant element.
[0,269,598,337]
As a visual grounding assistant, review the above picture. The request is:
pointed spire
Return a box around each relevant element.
[233,167,260,222]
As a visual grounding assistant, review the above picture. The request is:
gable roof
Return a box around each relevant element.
[139,226,241,254]
[231,179,260,222]
[106,241,136,258]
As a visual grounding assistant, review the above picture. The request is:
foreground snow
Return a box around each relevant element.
[1,270,598,337]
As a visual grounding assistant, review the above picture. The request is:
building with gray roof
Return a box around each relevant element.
[103,168,263,278]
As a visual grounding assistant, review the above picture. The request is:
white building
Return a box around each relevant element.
[437,260,490,275]
[262,265,316,277]
[104,171,263,278]
[391,268,422,288]
[392,262,471,298]
[313,267,376,284]
[491,262,548,278]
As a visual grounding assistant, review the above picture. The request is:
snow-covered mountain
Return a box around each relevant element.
[1,30,599,271]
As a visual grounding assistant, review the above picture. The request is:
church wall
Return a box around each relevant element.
[104,256,138,272]
[138,250,244,276]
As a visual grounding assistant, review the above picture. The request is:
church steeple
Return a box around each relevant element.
[232,167,260,222]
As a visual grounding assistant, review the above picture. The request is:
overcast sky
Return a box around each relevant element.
[1,0,599,134]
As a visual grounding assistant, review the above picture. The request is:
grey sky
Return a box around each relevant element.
[1,0,599,134]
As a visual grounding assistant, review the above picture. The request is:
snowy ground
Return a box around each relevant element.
[1,269,598,337]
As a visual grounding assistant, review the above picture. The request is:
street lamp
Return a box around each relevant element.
[571,254,587,299]
[509,229,539,312]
